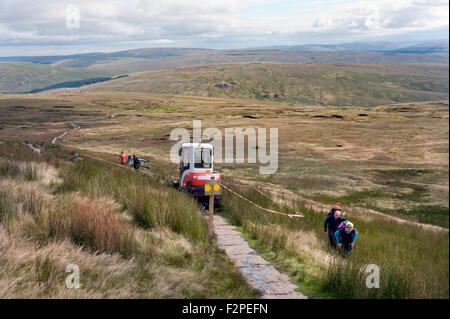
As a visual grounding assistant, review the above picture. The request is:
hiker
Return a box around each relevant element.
[335,221,358,257]
[324,210,346,248]
[71,151,77,163]
[120,151,128,164]
[327,205,341,216]
[133,154,140,172]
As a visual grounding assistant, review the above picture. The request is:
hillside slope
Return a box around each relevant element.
[87,62,449,106]
[0,62,113,93]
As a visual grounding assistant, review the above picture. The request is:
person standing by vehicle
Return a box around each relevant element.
[133,154,140,172]
[120,151,128,164]
[324,210,346,248]
[335,222,358,257]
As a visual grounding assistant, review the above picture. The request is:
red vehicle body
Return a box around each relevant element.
[177,143,221,197]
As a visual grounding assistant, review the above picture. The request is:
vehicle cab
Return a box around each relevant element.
[178,142,221,197]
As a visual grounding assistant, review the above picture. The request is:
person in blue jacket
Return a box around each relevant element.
[324,210,346,248]
[335,222,358,256]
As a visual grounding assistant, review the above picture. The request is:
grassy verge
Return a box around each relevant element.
[219,179,449,299]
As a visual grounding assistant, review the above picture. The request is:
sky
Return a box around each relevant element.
[0,0,448,56]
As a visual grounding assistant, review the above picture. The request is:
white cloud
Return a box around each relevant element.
[0,0,447,54]
[0,24,35,40]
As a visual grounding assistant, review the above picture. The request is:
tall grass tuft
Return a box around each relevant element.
[0,184,48,223]
[321,260,412,298]
[24,165,37,181]
[67,197,137,258]
[0,161,20,178]
[0,188,17,223]
[34,253,61,287]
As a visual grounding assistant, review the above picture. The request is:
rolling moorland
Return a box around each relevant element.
[86,62,449,107]
[0,40,448,93]
[0,42,448,298]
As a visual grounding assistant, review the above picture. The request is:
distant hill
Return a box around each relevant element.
[0,41,448,70]
[0,62,113,93]
[0,41,447,94]
[389,41,449,54]
[261,41,420,51]
[261,40,449,52]
[86,62,449,107]
[0,48,213,68]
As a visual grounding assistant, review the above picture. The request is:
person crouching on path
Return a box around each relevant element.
[120,151,128,164]
[335,222,358,257]
[324,210,346,248]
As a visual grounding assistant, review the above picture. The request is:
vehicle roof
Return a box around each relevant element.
[181,143,213,149]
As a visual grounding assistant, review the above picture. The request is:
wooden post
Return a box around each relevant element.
[208,195,214,244]
[204,180,221,245]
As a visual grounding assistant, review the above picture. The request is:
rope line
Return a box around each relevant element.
[254,188,298,212]
[221,184,304,218]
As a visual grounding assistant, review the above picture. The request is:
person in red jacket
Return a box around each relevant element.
[120,151,128,164]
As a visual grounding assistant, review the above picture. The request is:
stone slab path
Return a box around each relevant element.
[213,214,307,299]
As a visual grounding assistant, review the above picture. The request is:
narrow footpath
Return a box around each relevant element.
[212,214,307,299]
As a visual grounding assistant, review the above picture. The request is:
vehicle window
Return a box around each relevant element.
[182,148,190,169]
[194,148,212,168]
